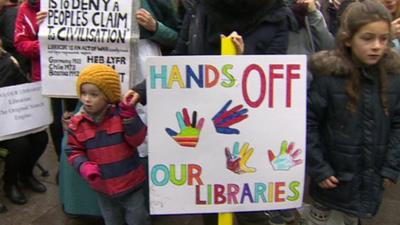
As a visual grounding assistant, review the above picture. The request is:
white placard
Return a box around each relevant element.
[0,82,52,140]
[39,0,139,97]
[147,55,307,214]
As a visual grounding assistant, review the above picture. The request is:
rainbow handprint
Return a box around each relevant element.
[268,140,302,171]
[225,142,256,174]
[165,108,205,148]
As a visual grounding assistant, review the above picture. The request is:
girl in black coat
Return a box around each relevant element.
[306,0,400,224]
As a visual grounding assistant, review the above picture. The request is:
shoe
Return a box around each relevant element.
[0,202,7,213]
[21,176,47,193]
[265,211,285,225]
[279,209,296,223]
[4,185,27,205]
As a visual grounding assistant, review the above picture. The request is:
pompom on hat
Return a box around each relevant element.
[76,64,121,103]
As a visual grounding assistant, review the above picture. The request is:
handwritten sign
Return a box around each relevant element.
[147,55,307,214]
[0,82,52,140]
[39,0,139,97]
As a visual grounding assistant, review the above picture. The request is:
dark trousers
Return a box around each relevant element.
[0,130,48,185]
[202,212,268,225]
[49,98,78,160]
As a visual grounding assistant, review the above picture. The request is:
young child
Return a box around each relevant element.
[66,64,150,225]
[306,0,400,224]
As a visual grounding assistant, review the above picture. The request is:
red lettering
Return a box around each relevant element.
[242,64,266,108]
[205,65,220,88]
[227,183,240,204]
[188,164,203,185]
[275,182,285,202]
[286,64,300,107]
[214,184,227,204]
[195,185,206,205]
[269,64,284,108]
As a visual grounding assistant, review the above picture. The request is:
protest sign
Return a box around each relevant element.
[147,55,307,214]
[39,0,140,97]
[0,82,52,141]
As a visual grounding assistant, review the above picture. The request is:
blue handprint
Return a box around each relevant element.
[212,100,249,135]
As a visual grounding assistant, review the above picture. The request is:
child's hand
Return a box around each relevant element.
[80,161,101,182]
[318,176,339,189]
[62,111,74,131]
[36,11,48,25]
[383,178,395,188]
[123,90,141,106]
[119,100,138,119]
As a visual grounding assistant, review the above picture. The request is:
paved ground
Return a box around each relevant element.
[0,139,399,225]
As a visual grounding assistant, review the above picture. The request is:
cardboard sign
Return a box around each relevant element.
[0,82,52,140]
[147,55,307,214]
[39,0,140,97]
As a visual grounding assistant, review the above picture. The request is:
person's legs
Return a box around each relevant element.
[202,213,218,225]
[96,193,125,225]
[123,189,150,225]
[1,137,29,204]
[236,211,269,225]
[49,98,63,160]
[340,211,358,225]
[20,131,48,193]
[0,201,6,213]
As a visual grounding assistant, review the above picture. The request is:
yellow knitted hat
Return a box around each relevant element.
[77,64,121,103]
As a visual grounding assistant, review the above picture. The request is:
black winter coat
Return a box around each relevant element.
[307,50,400,217]
[0,50,27,88]
[0,4,31,75]
[174,0,289,55]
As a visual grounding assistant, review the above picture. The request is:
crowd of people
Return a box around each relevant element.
[0,0,400,225]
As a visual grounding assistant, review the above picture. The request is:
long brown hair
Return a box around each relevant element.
[336,0,392,114]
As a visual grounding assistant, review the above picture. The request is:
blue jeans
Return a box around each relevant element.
[96,189,150,225]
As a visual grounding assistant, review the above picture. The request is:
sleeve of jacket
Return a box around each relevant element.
[14,5,40,59]
[171,6,191,55]
[307,75,335,183]
[381,88,400,182]
[307,10,335,52]
[65,119,89,172]
[121,109,147,148]
[150,21,179,49]
[264,19,289,54]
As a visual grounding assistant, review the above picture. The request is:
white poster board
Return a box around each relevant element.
[0,82,52,141]
[39,0,139,97]
[147,55,307,214]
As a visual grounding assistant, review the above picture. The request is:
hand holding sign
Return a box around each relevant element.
[212,100,249,135]
[165,108,205,148]
[268,140,302,171]
[225,142,256,174]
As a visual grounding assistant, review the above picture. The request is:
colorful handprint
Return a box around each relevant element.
[225,142,256,174]
[268,140,302,171]
[165,108,205,148]
[212,100,249,135]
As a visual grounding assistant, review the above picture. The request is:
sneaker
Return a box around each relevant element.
[265,211,285,225]
[279,209,296,223]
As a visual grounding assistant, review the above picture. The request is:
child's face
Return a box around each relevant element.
[80,83,109,116]
[379,0,398,16]
[346,21,390,65]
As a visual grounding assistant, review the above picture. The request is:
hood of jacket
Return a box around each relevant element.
[308,49,400,77]
[28,0,40,11]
